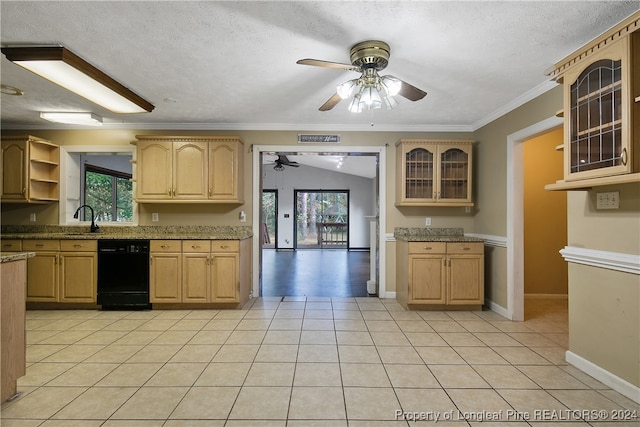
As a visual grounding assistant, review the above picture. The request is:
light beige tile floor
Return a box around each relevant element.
[1,297,639,426]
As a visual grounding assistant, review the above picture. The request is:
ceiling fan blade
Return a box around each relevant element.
[386,75,428,101]
[297,58,358,71]
[319,92,342,111]
[278,155,300,166]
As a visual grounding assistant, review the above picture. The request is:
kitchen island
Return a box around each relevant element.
[395,227,485,310]
[1,251,33,402]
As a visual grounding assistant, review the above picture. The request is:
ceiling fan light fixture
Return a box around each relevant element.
[348,93,363,113]
[1,46,155,114]
[337,79,357,99]
[381,76,402,96]
[383,94,400,110]
[40,111,103,126]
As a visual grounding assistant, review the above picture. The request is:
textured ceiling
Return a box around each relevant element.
[1,1,638,131]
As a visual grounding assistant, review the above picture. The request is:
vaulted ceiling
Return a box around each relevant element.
[1,1,638,131]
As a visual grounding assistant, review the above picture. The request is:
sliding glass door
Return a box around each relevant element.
[295,190,349,249]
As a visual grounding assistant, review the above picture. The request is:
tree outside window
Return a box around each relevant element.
[83,165,133,222]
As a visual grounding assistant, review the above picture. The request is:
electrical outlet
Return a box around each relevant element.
[425,217,432,226]
[29,212,36,222]
[239,211,246,223]
[596,191,619,209]
[152,212,159,222]
[465,206,471,213]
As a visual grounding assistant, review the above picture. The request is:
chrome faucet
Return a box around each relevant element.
[73,204,99,233]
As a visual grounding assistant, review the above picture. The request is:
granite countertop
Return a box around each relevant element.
[1,252,35,263]
[394,227,484,242]
[1,225,253,241]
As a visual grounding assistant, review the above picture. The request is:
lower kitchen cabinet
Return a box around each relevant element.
[182,240,211,302]
[23,240,59,302]
[397,240,484,309]
[59,240,97,303]
[154,238,251,307]
[150,240,182,303]
[23,239,97,303]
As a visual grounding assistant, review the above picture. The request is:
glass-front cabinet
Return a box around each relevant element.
[396,139,474,206]
[563,37,631,181]
[546,13,639,189]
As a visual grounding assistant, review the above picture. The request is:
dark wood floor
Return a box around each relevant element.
[260,249,370,297]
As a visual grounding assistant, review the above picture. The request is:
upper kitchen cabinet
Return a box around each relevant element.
[133,136,244,203]
[546,13,640,190]
[1,135,59,203]
[395,139,474,207]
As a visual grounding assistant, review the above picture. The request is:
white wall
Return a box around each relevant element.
[262,162,375,249]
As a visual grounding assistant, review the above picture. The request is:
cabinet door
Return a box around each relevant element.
[1,140,27,201]
[563,37,631,181]
[408,255,446,304]
[173,141,208,200]
[447,255,484,304]
[150,253,181,302]
[398,144,437,204]
[182,253,210,302]
[59,253,97,302]
[211,253,239,302]
[137,141,172,199]
[26,253,58,301]
[438,145,472,203]
[209,140,241,201]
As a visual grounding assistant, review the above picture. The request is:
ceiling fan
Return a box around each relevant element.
[297,40,427,112]
[266,155,300,171]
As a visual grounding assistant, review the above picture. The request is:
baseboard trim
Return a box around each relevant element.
[381,291,396,299]
[525,293,568,299]
[565,350,640,404]
[485,299,510,319]
[465,233,507,248]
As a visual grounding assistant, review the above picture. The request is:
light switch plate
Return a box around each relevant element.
[596,191,619,209]
[152,212,159,222]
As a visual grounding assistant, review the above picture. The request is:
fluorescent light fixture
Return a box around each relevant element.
[1,46,154,114]
[40,112,103,126]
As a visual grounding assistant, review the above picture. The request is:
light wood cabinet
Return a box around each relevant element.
[1,256,27,402]
[150,240,182,303]
[397,240,484,309]
[182,240,211,303]
[23,240,59,302]
[59,240,97,303]
[134,135,244,203]
[546,13,640,189]
[151,239,250,306]
[22,239,97,303]
[1,135,59,203]
[396,139,474,206]
[1,240,22,252]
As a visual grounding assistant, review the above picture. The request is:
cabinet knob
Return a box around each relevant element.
[220,245,230,249]
[192,245,200,249]
[461,246,470,251]
[22,187,26,195]
[35,243,44,248]
[74,244,82,248]
[423,246,432,250]
[161,245,170,249]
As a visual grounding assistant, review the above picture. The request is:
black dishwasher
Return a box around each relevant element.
[98,240,151,309]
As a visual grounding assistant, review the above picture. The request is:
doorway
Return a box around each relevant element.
[252,145,386,299]
[295,190,349,249]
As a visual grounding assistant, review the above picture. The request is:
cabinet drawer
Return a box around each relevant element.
[1,240,22,251]
[446,242,484,255]
[182,240,211,253]
[212,240,239,252]
[23,240,60,251]
[60,240,97,252]
[151,240,181,252]
[408,242,446,254]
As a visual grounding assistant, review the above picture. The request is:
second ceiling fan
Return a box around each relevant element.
[297,40,427,112]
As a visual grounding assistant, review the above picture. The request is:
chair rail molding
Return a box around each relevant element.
[560,246,640,275]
